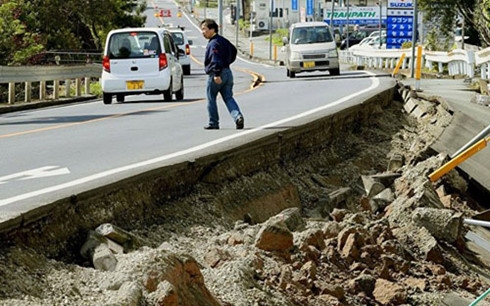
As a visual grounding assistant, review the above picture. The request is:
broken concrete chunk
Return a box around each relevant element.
[387,154,404,171]
[370,173,401,188]
[93,243,118,271]
[105,281,143,306]
[96,223,149,251]
[404,97,418,114]
[370,188,395,212]
[80,230,120,271]
[269,207,306,232]
[80,230,109,259]
[361,175,386,198]
[412,207,463,243]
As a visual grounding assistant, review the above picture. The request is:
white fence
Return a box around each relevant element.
[339,45,490,79]
[0,64,101,104]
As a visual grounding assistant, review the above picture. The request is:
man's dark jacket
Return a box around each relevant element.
[204,34,237,77]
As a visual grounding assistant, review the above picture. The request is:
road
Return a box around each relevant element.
[0,0,394,224]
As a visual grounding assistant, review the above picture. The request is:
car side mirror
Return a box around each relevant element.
[282,37,289,45]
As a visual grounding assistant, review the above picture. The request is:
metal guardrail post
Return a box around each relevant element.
[464,218,490,228]
[8,83,15,104]
[415,45,422,91]
[53,80,60,100]
[84,77,90,95]
[40,81,46,100]
[429,137,489,182]
[65,79,71,97]
[76,78,82,96]
[25,82,31,102]
[392,53,406,77]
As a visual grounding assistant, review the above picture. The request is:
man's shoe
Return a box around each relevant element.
[203,125,219,130]
[235,116,244,130]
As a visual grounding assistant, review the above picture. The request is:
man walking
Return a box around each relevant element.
[200,19,244,130]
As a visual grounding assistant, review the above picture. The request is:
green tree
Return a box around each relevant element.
[418,0,484,49]
[0,0,147,65]
[0,0,43,65]
[466,0,489,46]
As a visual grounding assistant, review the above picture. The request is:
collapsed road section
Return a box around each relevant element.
[0,82,489,305]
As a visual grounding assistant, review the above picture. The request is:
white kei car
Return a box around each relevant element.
[167,26,192,75]
[100,27,184,104]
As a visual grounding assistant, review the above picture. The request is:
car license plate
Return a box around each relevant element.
[303,61,315,68]
[126,81,144,90]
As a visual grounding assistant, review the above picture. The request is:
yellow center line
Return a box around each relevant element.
[0,102,198,139]
[2,55,262,140]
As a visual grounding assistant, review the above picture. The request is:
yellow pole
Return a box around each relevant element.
[429,137,489,182]
[415,45,422,90]
[273,45,277,61]
[392,53,406,77]
[250,41,254,57]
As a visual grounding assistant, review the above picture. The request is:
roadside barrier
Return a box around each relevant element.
[476,48,490,79]
[340,45,490,80]
[0,64,101,104]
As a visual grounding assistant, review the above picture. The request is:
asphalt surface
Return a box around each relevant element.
[3,8,490,194]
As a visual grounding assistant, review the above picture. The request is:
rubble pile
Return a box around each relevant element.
[0,82,489,305]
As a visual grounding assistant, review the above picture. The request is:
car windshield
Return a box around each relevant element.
[108,32,161,59]
[292,27,333,45]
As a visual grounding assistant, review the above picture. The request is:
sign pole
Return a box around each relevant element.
[410,0,417,78]
[269,0,273,60]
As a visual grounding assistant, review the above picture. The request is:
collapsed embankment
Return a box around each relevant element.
[0,83,395,262]
[1,80,490,305]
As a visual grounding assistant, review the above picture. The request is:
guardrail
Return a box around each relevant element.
[0,64,101,104]
[340,46,490,80]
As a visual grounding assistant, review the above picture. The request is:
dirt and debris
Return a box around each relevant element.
[0,83,489,305]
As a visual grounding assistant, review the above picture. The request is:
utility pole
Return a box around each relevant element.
[410,0,417,78]
[218,0,223,31]
[236,0,240,47]
[378,1,382,48]
[269,0,273,59]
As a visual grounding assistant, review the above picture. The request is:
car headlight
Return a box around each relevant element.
[328,49,338,58]
[290,51,302,60]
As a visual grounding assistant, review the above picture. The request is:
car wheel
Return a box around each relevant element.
[175,76,184,100]
[116,94,124,102]
[183,65,191,75]
[289,70,296,78]
[286,69,290,77]
[163,80,173,102]
[103,93,112,104]
[330,68,340,76]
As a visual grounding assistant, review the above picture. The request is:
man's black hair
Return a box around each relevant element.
[201,19,219,34]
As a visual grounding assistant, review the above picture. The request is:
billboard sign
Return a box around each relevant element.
[324,7,386,26]
[386,0,414,48]
[387,0,413,9]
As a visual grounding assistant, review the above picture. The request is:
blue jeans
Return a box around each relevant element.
[206,68,242,127]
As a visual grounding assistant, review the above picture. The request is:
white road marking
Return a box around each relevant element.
[0,73,380,207]
[0,166,70,185]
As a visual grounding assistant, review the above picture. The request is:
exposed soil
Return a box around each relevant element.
[0,83,489,305]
